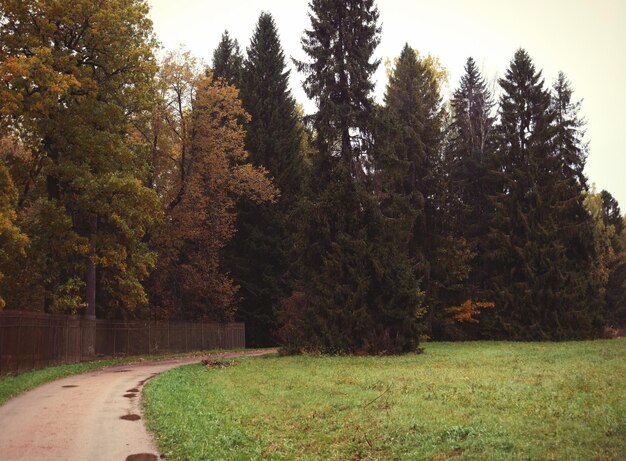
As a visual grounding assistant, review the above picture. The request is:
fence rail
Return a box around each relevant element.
[0,310,245,375]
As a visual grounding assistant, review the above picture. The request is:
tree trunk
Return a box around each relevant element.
[85,214,98,319]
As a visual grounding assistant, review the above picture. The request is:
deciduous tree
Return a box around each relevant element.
[150,71,277,320]
[0,0,162,316]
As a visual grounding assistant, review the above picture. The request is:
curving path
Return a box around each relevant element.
[0,349,276,461]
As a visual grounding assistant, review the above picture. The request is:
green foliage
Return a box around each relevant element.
[587,189,626,325]
[211,30,244,87]
[144,340,626,460]
[0,0,162,315]
[380,44,468,339]
[448,57,496,295]
[224,13,305,346]
[287,0,423,354]
[0,160,27,308]
[485,50,601,339]
[0,349,226,406]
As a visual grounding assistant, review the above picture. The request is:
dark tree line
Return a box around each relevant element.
[1,0,624,353]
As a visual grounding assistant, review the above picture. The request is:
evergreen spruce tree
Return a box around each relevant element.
[378,45,444,335]
[551,72,588,186]
[448,57,495,272]
[379,44,430,269]
[445,57,497,335]
[212,30,244,87]
[599,191,626,325]
[600,190,624,236]
[379,45,482,339]
[486,50,601,339]
[283,0,422,354]
[224,12,304,346]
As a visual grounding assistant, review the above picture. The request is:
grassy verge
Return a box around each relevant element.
[0,349,234,406]
[143,339,626,460]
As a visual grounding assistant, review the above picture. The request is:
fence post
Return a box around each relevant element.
[32,319,36,370]
[16,319,21,374]
[65,317,69,363]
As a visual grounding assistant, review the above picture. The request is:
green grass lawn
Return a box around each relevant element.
[0,349,237,406]
[143,340,626,461]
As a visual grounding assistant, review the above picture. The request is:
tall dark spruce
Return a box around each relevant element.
[212,30,244,87]
[224,12,304,346]
[445,57,497,336]
[600,191,626,324]
[486,49,601,339]
[282,0,422,354]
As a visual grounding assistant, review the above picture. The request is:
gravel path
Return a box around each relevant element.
[0,349,276,461]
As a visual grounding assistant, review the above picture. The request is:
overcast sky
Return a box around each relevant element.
[147,0,626,208]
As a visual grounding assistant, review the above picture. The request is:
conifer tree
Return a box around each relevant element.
[598,191,626,325]
[486,50,601,339]
[448,57,495,256]
[284,0,422,354]
[212,31,244,87]
[224,12,304,346]
[443,57,497,335]
[551,72,588,186]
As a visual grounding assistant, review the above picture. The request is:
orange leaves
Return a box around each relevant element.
[0,49,82,118]
[0,161,28,309]
[446,299,495,324]
[150,68,278,320]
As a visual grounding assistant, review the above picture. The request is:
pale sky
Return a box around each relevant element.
[148,0,626,207]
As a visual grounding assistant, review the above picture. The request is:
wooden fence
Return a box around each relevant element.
[0,310,245,375]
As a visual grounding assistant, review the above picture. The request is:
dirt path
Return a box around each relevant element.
[0,349,276,461]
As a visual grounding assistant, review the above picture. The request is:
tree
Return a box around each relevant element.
[448,57,495,286]
[601,190,624,236]
[150,71,277,320]
[212,31,244,87]
[586,189,626,326]
[486,50,601,339]
[285,0,423,354]
[551,72,588,186]
[0,0,162,316]
[378,45,480,339]
[224,13,304,346]
[436,57,498,338]
[0,159,27,308]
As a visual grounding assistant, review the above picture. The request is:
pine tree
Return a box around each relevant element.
[448,57,495,258]
[444,57,497,336]
[224,12,304,346]
[379,44,429,262]
[600,190,624,236]
[212,31,244,87]
[284,0,422,354]
[598,190,626,325]
[486,50,601,339]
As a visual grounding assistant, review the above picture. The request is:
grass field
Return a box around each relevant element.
[0,349,237,406]
[143,340,626,460]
